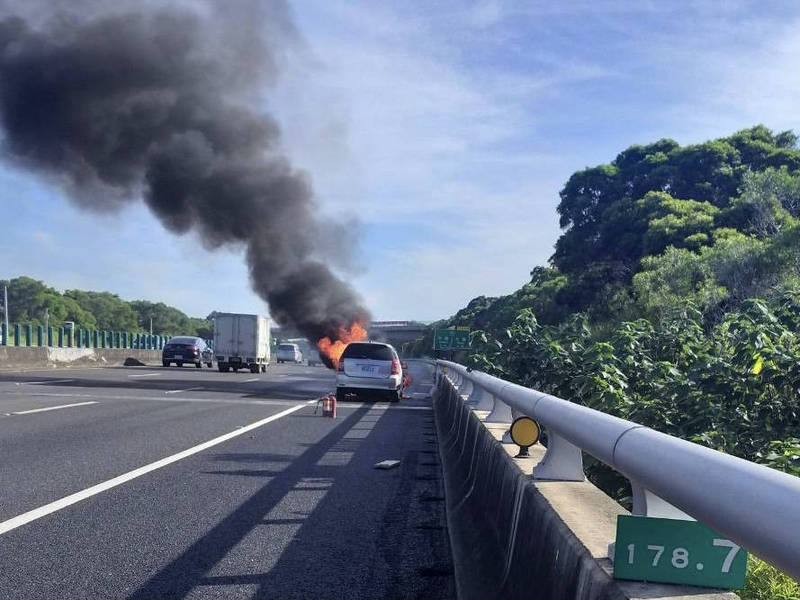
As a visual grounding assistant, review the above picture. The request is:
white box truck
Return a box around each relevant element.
[213,313,270,373]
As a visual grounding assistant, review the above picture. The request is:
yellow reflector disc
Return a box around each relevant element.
[510,417,540,447]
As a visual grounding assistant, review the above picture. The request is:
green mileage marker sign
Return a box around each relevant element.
[613,515,747,589]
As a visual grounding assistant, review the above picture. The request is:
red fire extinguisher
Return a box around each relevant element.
[322,394,337,418]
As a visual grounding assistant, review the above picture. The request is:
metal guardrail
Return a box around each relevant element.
[435,359,800,580]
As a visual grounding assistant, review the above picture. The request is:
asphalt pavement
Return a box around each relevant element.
[0,361,454,599]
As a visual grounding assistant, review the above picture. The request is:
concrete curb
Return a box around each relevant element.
[434,379,738,600]
[0,347,162,371]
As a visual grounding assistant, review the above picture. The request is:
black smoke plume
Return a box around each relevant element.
[0,1,370,361]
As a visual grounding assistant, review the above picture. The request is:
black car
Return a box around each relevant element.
[162,336,213,368]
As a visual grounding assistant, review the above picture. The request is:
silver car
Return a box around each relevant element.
[336,341,402,403]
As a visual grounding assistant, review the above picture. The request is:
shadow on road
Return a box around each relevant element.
[127,360,454,600]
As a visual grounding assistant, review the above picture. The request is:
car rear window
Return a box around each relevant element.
[169,337,197,345]
[342,343,394,361]
[278,344,296,351]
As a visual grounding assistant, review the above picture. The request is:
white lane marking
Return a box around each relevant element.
[0,400,314,536]
[15,379,74,386]
[128,373,161,378]
[12,401,98,415]
[164,387,203,395]
[242,378,260,383]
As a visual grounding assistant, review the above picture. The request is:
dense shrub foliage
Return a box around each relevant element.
[410,126,799,596]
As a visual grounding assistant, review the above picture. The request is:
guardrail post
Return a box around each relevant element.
[66,327,73,347]
[0,322,6,346]
[13,323,20,346]
[470,385,495,411]
[532,432,585,481]
[57,327,63,347]
[485,393,513,423]
[24,323,32,346]
[47,326,54,347]
[36,325,43,346]
[502,407,525,443]
[459,378,474,400]
[76,329,83,348]
[630,481,692,520]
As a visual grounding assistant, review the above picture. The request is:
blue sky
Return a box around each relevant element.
[1,0,798,322]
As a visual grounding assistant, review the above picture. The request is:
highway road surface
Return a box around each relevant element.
[0,361,454,599]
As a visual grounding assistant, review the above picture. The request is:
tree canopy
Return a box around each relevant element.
[0,276,211,336]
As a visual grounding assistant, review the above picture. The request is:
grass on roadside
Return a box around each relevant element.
[737,556,798,600]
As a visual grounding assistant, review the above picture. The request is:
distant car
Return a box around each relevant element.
[276,343,303,364]
[163,336,213,368]
[336,341,402,403]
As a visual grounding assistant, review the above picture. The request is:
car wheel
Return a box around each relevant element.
[162,360,170,367]
[336,388,346,403]
[261,364,266,373]
[195,362,202,368]
[176,361,183,367]
[388,389,401,403]
[207,362,212,368]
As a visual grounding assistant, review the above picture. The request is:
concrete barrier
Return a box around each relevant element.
[434,379,738,600]
[0,346,162,370]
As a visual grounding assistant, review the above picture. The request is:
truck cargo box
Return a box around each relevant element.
[213,313,270,373]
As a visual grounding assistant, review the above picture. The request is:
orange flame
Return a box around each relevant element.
[317,322,368,369]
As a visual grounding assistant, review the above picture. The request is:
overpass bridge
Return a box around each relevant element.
[0,348,796,599]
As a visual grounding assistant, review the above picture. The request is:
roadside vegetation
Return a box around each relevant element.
[0,276,212,338]
[411,125,799,598]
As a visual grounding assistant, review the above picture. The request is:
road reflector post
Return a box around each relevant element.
[510,416,541,458]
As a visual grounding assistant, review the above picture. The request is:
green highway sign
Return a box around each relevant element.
[434,328,471,350]
[613,515,747,589]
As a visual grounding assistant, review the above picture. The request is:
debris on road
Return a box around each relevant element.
[374,459,401,470]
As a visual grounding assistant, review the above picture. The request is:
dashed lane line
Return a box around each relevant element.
[127,373,161,378]
[11,401,98,415]
[164,387,203,395]
[0,400,315,536]
[13,379,74,386]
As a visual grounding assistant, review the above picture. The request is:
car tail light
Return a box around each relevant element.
[391,359,400,375]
